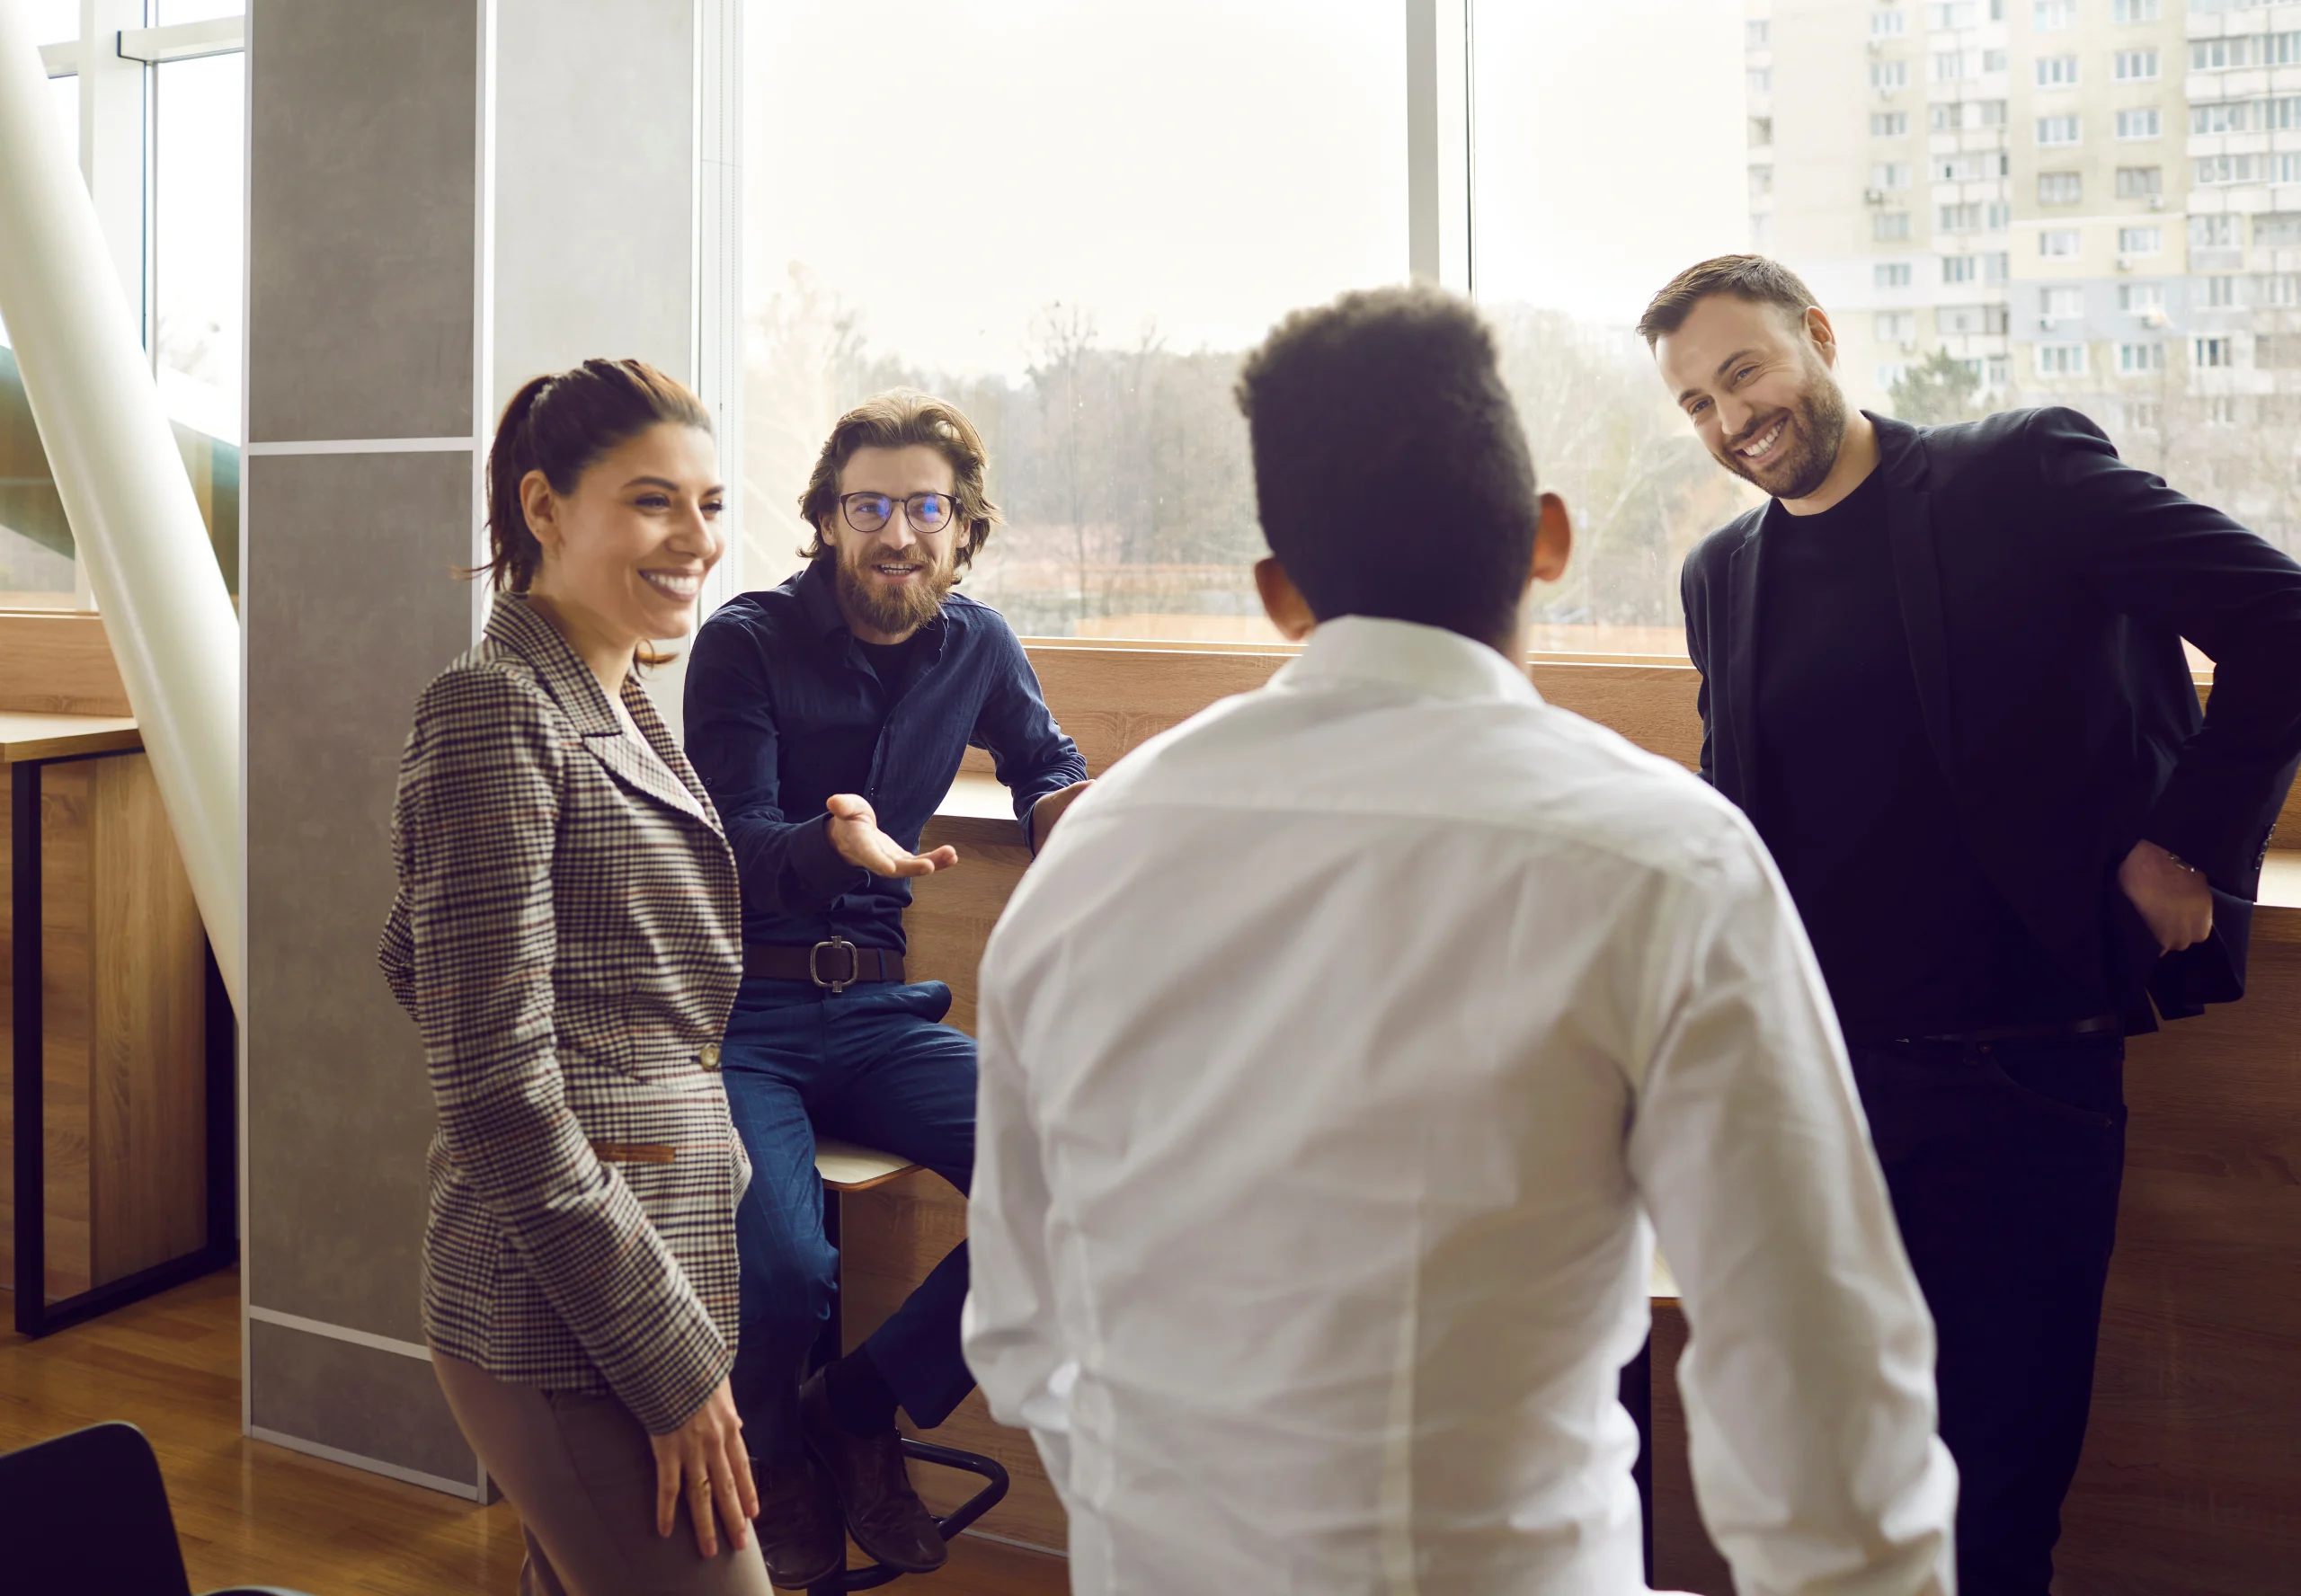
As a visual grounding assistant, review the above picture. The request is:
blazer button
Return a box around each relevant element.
[699,1043,722,1070]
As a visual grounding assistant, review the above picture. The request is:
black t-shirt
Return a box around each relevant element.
[854,630,926,698]
[1752,470,2092,1042]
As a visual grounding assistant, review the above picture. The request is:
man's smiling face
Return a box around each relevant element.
[822,443,963,643]
[1655,293,1851,503]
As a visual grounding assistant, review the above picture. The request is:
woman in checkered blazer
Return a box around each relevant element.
[380,359,773,1594]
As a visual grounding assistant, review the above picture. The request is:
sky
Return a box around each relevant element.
[745,0,1747,378]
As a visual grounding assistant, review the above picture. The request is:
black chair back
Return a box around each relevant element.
[0,1421,196,1596]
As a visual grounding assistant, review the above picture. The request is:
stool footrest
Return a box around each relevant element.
[808,1440,1012,1593]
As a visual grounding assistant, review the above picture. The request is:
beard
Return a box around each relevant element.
[833,538,958,636]
[1714,370,1849,502]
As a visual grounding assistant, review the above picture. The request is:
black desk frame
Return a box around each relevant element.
[12,752,238,1338]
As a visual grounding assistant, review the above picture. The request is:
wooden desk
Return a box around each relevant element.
[2,712,232,1336]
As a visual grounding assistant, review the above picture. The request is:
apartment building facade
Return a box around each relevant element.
[1745,0,2301,552]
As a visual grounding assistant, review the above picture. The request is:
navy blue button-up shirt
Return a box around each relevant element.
[684,557,1087,953]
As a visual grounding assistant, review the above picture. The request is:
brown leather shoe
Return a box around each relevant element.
[750,1453,846,1589]
[798,1370,948,1573]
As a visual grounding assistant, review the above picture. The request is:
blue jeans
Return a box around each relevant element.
[1849,1032,2127,1596]
[720,977,978,1467]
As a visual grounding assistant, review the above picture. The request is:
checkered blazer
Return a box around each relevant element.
[379,594,747,1435]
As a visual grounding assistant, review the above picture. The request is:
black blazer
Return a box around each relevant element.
[1682,408,2301,1024]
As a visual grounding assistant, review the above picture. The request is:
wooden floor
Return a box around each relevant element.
[0,1268,1071,1595]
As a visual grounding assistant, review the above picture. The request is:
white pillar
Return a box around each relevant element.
[0,2,245,1015]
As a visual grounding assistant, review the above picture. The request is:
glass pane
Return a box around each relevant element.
[155,1,247,22]
[1472,0,1753,658]
[0,75,81,607]
[744,0,1408,642]
[155,51,245,592]
[28,2,80,45]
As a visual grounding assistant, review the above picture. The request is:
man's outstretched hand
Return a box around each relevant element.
[2119,838,2213,953]
[826,794,958,879]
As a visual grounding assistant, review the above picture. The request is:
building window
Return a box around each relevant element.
[2036,344,2088,376]
[2041,228,2083,257]
[2038,115,2082,146]
[2193,102,2250,135]
[2115,108,2161,140]
[2208,276,2244,307]
[2194,337,2235,368]
[1984,48,2009,72]
[2039,173,2083,205]
[1987,354,2011,386]
[2119,226,2164,255]
[1748,66,1772,95]
[1988,200,2013,229]
[2263,273,2301,306]
[1877,262,1915,288]
[1874,9,1907,36]
[1943,254,1979,283]
[2119,342,2166,373]
[2124,399,2161,430]
[1978,99,2009,126]
[1749,116,1774,146]
[2193,153,2301,185]
[2033,0,2074,27]
[2121,282,2166,315]
[1873,162,1913,190]
[1877,362,1913,390]
[1750,164,1774,199]
[1941,201,1985,231]
[2116,166,2163,200]
[2113,49,2159,81]
[2036,56,2079,88]
[1936,151,2009,182]
[1934,50,1967,81]
[1929,1,1980,25]
[1876,211,1914,241]
[1941,304,2010,334]
[1986,251,2012,284]
[1873,111,1910,136]
[2113,0,2161,21]
[1873,60,1910,89]
[1746,19,1771,47]
[2041,287,2085,322]
[2191,214,2239,249]
[1877,311,1917,341]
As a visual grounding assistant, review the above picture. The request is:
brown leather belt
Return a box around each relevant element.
[745,938,904,993]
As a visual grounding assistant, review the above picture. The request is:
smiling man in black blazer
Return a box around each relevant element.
[1642,253,2301,1595]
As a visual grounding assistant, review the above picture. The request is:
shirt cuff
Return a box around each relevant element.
[796,812,873,902]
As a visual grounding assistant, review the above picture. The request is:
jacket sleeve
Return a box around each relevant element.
[2031,406,2301,889]
[970,616,1091,848]
[683,611,870,912]
[395,665,732,1434]
[1681,551,1719,787]
[1630,821,1956,1596]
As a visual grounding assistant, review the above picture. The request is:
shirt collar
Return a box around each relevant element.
[1273,615,1541,706]
[483,590,622,736]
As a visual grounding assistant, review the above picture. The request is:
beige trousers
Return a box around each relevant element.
[433,1352,776,1596]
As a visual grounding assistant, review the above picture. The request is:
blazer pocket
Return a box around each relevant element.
[590,1139,677,1166]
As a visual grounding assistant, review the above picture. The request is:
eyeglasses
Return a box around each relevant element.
[839,491,957,536]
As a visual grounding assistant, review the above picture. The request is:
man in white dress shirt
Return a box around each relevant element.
[962,286,1958,1594]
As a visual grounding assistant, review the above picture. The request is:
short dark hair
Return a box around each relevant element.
[1636,254,1820,349]
[796,389,1000,571]
[1234,285,1539,648]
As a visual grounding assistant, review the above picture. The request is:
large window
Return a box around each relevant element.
[744,0,1406,645]
[2,4,244,608]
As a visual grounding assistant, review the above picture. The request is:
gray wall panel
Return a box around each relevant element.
[249,1322,476,1487]
[493,0,696,415]
[245,449,474,1339]
[247,0,478,443]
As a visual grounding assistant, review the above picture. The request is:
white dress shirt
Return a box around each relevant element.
[964,616,1956,1595]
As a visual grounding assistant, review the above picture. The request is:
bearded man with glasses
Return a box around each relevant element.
[684,389,1089,1585]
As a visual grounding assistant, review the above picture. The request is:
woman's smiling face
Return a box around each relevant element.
[524,421,725,646]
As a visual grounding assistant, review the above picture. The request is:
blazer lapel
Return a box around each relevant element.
[1875,418,1962,794]
[484,594,718,831]
[1724,520,1764,809]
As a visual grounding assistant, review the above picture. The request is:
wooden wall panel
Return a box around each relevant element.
[0,613,132,716]
[89,755,209,1282]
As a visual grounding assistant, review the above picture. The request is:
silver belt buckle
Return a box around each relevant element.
[809,936,861,994]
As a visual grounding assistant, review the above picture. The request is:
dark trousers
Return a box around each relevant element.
[720,977,978,1467]
[1848,1033,2127,1596]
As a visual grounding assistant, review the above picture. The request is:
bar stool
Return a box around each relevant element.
[805,1139,1010,1594]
